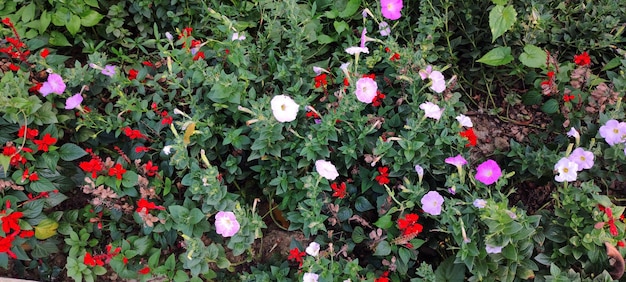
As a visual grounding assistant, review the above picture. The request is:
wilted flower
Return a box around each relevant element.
[421,191,444,216]
[355,77,378,103]
[379,21,391,36]
[474,159,502,185]
[345,46,369,55]
[599,119,626,146]
[65,93,83,110]
[215,211,240,237]
[554,157,578,182]
[419,102,444,120]
[567,127,580,147]
[305,242,320,257]
[567,147,594,171]
[473,199,487,208]
[380,0,403,20]
[102,65,116,77]
[39,73,66,96]
[415,165,424,183]
[270,95,299,122]
[315,160,339,180]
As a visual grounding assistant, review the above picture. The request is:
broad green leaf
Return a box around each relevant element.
[49,31,71,46]
[602,57,623,71]
[66,14,81,36]
[80,10,103,27]
[491,0,507,5]
[477,47,513,66]
[121,170,138,188]
[541,99,559,114]
[0,155,9,175]
[30,177,56,192]
[35,218,59,239]
[354,196,374,212]
[58,143,87,161]
[519,44,547,68]
[84,0,99,8]
[338,0,361,18]
[20,3,36,23]
[522,90,542,105]
[39,10,51,34]
[373,241,391,256]
[317,34,334,44]
[489,5,517,42]
[333,20,349,34]
[374,214,393,229]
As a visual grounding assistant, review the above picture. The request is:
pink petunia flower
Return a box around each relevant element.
[65,93,83,110]
[39,73,66,96]
[355,77,378,103]
[474,159,502,185]
[215,211,240,237]
[380,0,403,20]
[419,102,444,120]
[315,160,339,180]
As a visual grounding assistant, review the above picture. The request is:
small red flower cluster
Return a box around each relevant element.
[375,166,390,185]
[123,127,148,140]
[598,204,620,237]
[397,213,423,237]
[459,128,477,147]
[385,47,400,61]
[314,73,328,88]
[331,182,347,199]
[136,198,165,214]
[1,18,30,69]
[84,245,121,267]
[79,148,105,178]
[563,93,575,102]
[0,205,35,259]
[372,91,386,107]
[574,51,591,66]
[151,102,173,125]
[540,71,557,96]
[375,271,390,282]
[108,163,127,180]
[287,247,306,267]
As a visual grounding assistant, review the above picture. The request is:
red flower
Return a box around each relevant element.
[306,111,320,119]
[193,51,205,61]
[84,252,104,267]
[287,247,306,267]
[362,73,376,79]
[573,51,591,66]
[33,133,57,152]
[28,83,42,93]
[389,53,400,61]
[123,127,147,140]
[28,172,39,182]
[142,61,154,68]
[563,94,575,102]
[384,47,390,53]
[161,115,173,125]
[18,126,39,140]
[459,128,477,147]
[40,48,49,58]
[375,166,390,185]
[135,146,151,153]
[136,198,165,214]
[0,232,18,259]
[180,27,193,38]
[618,241,625,248]
[372,91,386,107]
[8,63,19,71]
[397,213,423,237]
[375,271,390,282]
[331,182,347,199]
[314,73,328,88]
[122,256,128,264]
[138,266,151,275]
[19,230,34,238]
[1,211,23,233]
[144,161,159,177]
[108,163,127,180]
[343,78,350,86]
[79,159,103,178]
[2,18,12,27]
[128,69,138,80]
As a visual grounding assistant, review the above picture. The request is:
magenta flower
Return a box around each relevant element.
[355,77,378,103]
[215,211,240,237]
[380,0,403,20]
[360,28,367,48]
[421,191,444,215]
[599,119,626,146]
[445,154,467,168]
[65,93,83,109]
[39,73,66,96]
[474,159,502,185]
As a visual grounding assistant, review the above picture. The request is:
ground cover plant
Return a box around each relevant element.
[1,0,626,281]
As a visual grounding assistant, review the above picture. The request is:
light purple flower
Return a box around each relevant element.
[345,46,369,55]
[485,244,503,254]
[315,160,339,180]
[421,191,444,215]
[475,159,502,185]
[231,32,246,41]
[456,114,473,127]
[39,73,66,96]
[445,154,467,167]
[554,157,578,182]
[429,71,446,93]
[360,28,367,48]
[102,65,116,77]
[165,32,173,41]
[305,242,320,257]
[65,93,83,110]
[448,187,456,195]
[303,273,319,282]
[419,65,432,80]
[599,119,626,146]
[355,77,378,103]
[419,102,444,120]
[567,147,594,171]
[381,0,403,20]
[313,66,327,75]
[473,199,487,209]
[379,21,391,36]
[215,211,240,237]
[567,127,580,139]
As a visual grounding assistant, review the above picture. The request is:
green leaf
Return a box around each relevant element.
[49,31,71,46]
[338,0,361,18]
[373,241,391,256]
[133,236,153,255]
[83,0,99,8]
[80,10,103,27]
[39,10,51,34]
[374,214,393,229]
[491,0,507,4]
[188,208,205,225]
[522,90,542,105]
[59,143,87,161]
[540,99,559,114]
[30,177,56,192]
[20,3,36,23]
[0,155,9,176]
[477,46,513,66]
[121,170,138,188]
[519,44,547,68]
[602,57,623,71]
[354,196,374,212]
[317,34,334,44]
[35,218,59,239]
[489,5,517,42]
[333,21,349,34]
[66,14,81,36]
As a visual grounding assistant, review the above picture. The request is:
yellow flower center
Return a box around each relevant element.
[563,167,569,173]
